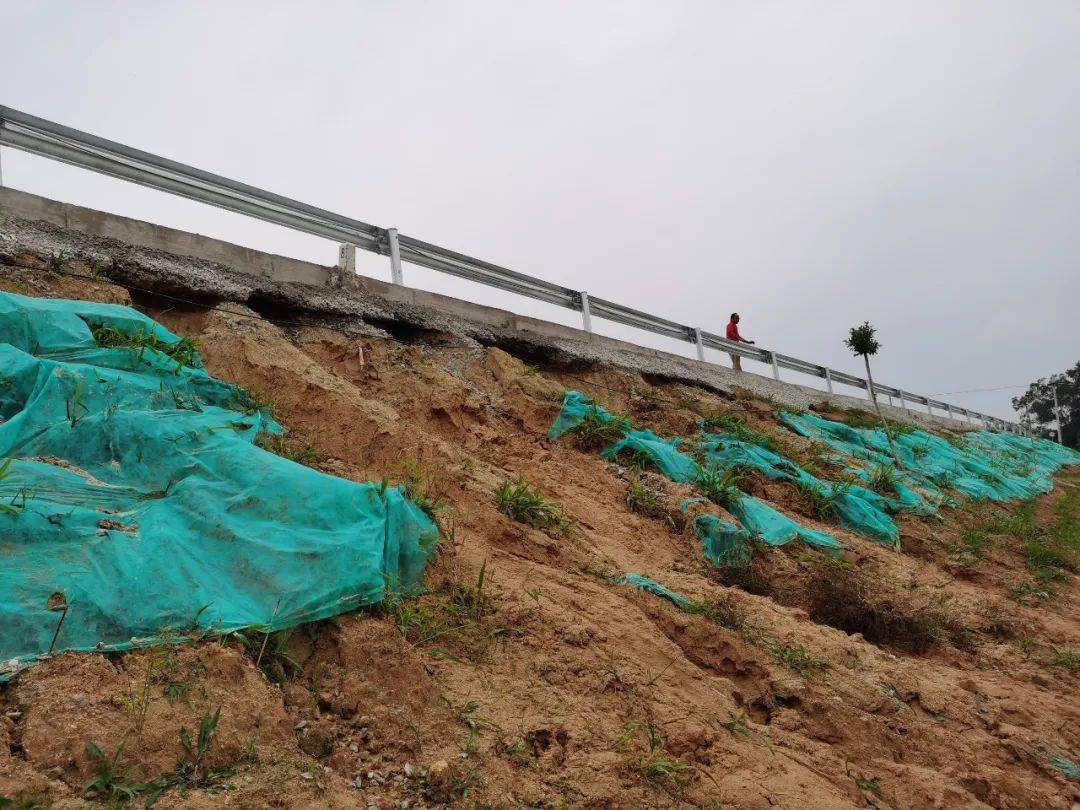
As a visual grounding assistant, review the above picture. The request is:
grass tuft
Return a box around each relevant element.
[496,477,567,531]
[694,466,743,510]
[92,325,201,372]
[569,406,630,451]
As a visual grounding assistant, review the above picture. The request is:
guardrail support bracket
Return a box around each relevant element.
[770,352,780,381]
[693,328,704,362]
[823,367,834,394]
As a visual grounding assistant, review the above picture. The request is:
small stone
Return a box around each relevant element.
[403,762,414,777]
[294,720,309,730]
[349,743,359,752]
[71,693,86,706]
[429,759,449,776]
[300,771,314,781]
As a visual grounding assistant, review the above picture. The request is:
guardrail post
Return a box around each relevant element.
[693,328,705,362]
[770,352,780,381]
[337,243,356,275]
[579,291,592,333]
[824,368,834,394]
[898,392,907,411]
[926,401,933,416]
[387,227,403,285]
[946,404,954,421]
[0,143,4,187]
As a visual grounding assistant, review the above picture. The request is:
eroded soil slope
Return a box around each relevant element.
[1,258,1077,809]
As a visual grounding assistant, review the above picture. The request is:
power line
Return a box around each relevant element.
[928,384,1030,396]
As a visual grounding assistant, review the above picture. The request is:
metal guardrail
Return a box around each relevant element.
[0,104,1022,432]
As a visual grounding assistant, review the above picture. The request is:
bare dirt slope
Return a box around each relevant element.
[1,257,1077,809]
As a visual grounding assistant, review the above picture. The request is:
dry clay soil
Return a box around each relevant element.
[0,262,1077,809]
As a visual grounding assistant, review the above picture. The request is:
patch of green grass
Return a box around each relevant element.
[796,480,850,521]
[1012,578,1054,606]
[694,466,743,510]
[236,628,301,684]
[496,477,567,531]
[254,433,327,468]
[91,324,201,372]
[568,406,630,451]
[49,250,67,273]
[866,463,900,495]
[89,259,111,281]
[631,723,691,790]
[625,478,665,517]
[399,458,446,522]
[0,457,20,517]
[624,478,682,531]
[829,406,914,436]
[702,413,774,450]
[720,712,750,737]
[83,742,146,804]
[681,597,745,631]
[497,737,535,767]
[568,406,626,447]
[1050,648,1079,672]
[762,639,827,677]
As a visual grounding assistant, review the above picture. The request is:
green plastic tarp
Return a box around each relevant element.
[550,391,845,556]
[0,292,437,679]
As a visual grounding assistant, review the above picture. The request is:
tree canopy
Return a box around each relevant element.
[845,322,880,357]
[1012,361,1079,448]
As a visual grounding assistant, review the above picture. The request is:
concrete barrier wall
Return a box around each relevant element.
[0,186,978,430]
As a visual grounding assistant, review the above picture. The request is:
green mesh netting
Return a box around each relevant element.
[550,391,1080,565]
[614,573,691,609]
[0,292,437,679]
[693,515,753,567]
[696,430,903,547]
[778,411,1079,503]
[550,391,845,556]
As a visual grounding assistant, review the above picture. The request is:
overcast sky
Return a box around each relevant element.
[3,1,1077,420]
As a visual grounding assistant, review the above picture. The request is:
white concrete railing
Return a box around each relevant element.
[0,104,1022,432]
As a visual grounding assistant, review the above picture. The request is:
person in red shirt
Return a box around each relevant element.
[725,312,755,371]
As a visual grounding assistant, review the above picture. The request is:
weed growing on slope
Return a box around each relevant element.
[866,463,900,495]
[1049,648,1079,672]
[0,458,19,516]
[89,259,111,281]
[986,495,1077,579]
[83,743,145,804]
[795,479,850,521]
[496,477,567,531]
[399,458,447,523]
[146,708,235,802]
[626,722,691,791]
[236,628,301,684]
[762,639,826,677]
[694,466,743,510]
[681,595,746,632]
[254,433,327,468]
[702,412,774,450]
[1012,578,1055,605]
[569,406,630,451]
[48,250,67,274]
[388,560,523,662]
[92,325,201,372]
[720,712,751,737]
[624,477,682,530]
[829,406,914,437]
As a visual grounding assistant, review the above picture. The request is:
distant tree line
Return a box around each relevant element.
[1013,361,1079,448]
